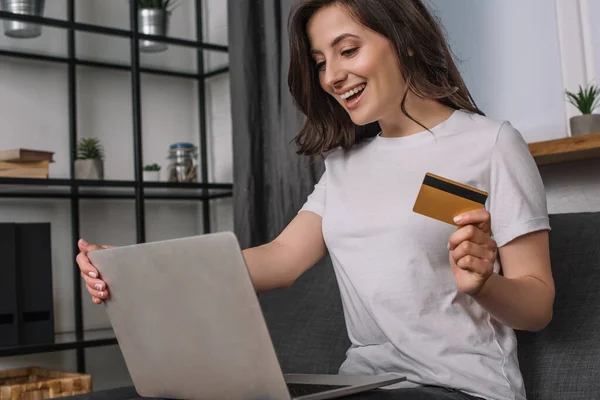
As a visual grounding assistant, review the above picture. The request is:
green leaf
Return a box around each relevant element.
[565,83,600,114]
[138,0,179,11]
[77,137,104,160]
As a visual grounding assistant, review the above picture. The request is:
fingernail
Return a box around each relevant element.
[80,238,89,246]
[89,271,97,278]
[454,215,462,223]
[98,291,104,298]
[95,284,102,291]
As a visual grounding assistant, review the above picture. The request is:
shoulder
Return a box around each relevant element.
[452,110,524,152]
[456,110,507,137]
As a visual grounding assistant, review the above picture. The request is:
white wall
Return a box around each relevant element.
[427,0,600,214]
[0,0,232,391]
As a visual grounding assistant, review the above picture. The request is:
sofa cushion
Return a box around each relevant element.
[516,212,600,400]
[259,257,350,374]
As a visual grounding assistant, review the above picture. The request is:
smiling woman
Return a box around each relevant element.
[280,1,553,400]
[287,0,483,156]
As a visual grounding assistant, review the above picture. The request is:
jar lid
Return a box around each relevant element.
[169,142,195,150]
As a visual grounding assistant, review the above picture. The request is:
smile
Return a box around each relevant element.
[341,84,366,109]
[340,84,366,100]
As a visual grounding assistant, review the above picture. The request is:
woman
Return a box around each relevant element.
[76,1,554,399]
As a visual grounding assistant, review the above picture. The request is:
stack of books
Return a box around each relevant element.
[0,148,54,179]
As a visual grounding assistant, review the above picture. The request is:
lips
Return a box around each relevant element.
[342,84,366,110]
[340,83,366,100]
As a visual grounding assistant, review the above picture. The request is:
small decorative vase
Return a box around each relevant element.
[0,0,45,39]
[143,170,160,182]
[569,114,600,137]
[138,8,168,53]
[74,159,104,180]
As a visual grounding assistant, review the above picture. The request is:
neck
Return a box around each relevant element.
[378,93,455,138]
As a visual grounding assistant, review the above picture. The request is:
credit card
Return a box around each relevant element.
[412,172,488,226]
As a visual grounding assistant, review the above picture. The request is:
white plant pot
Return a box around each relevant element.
[74,159,103,180]
[569,114,600,137]
[143,170,160,182]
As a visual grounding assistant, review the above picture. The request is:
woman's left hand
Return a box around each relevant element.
[448,209,497,296]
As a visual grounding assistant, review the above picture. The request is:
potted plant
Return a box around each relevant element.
[138,0,178,53]
[75,137,104,180]
[566,84,600,136]
[0,0,45,38]
[143,163,161,181]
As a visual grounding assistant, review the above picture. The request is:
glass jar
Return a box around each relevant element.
[166,142,198,183]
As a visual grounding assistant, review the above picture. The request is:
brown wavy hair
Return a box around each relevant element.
[287,0,484,156]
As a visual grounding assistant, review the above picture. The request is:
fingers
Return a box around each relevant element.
[77,238,113,305]
[80,271,107,292]
[77,238,104,255]
[454,254,494,278]
[84,277,110,302]
[76,251,100,279]
[450,240,496,264]
[448,224,496,250]
[80,268,110,302]
[453,209,491,232]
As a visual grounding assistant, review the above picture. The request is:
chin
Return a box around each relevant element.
[347,112,376,127]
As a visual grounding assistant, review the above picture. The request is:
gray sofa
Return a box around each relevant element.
[67,212,599,400]
[258,211,600,399]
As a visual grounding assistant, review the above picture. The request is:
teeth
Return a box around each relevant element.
[341,84,366,100]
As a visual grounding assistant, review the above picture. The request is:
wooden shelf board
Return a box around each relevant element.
[528,132,600,166]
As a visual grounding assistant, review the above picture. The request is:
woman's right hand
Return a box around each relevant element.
[76,238,113,304]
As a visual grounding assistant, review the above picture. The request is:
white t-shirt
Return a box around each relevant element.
[299,110,550,400]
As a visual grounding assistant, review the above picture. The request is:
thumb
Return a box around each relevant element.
[78,239,102,254]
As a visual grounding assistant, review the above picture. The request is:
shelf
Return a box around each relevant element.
[0,329,117,357]
[528,132,600,166]
[0,11,228,52]
[0,178,233,200]
[0,178,232,189]
[0,0,228,371]
[0,49,229,80]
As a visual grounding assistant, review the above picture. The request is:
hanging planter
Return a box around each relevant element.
[0,0,46,39]
[138,0,178,53]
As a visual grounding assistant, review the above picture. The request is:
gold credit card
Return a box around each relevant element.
[412,172,488,226]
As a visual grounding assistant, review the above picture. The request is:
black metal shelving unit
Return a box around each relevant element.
[0,1,231,373]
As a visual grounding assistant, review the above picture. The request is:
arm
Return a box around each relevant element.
[242,210,327,292]
[473,230,554,332]
[448,210,554,332]
[76,210,326,303]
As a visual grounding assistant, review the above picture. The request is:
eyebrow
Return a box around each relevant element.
[310,33,361,56]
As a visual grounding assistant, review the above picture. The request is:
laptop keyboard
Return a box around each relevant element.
[287,383,348,397]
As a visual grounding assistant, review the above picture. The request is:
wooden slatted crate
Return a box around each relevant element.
[0,367,91,400]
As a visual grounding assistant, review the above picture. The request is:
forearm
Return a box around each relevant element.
[242,241,296,292]
[473,272,554,332]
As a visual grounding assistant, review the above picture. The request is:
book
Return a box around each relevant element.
[0,160,49,170]
[0,149,54,163]
[0,168,49,178]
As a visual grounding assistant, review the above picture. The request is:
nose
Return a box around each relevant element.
[324,60,347,89]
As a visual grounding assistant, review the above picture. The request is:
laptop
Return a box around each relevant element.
[88,231,405,400]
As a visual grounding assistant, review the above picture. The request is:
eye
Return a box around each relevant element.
[315,60,326,71]
[341,48,358,57]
